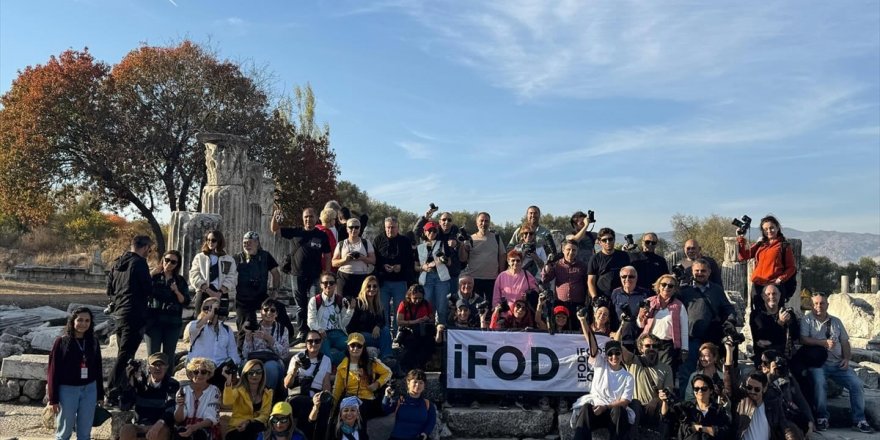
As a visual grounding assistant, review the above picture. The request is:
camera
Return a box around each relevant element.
[656,387,676,403]
[671,264,686,281]
[497,299,510,314]
[638,299,650,309]
[435,250,448,264]
[476,299,490,315]
[349,251,362,260]
[732,215,752,236]
[457,227,472,244]
[773,357,790,377]
[127,358,141,371]
[723,321,745,345]
[781,306,794,316]
[429,203,438,210]
[219,359,237,376]
[244,321,260,332]
[624,234,634,246]
[544,235,560,265]
[587,210,596,224]
[619,303,633,322]
[394,326,413,345]
[521,243,535,256]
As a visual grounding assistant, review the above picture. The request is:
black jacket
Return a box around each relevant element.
[665,400,731,440]
[107,251,152,323]
[679,282,736,343]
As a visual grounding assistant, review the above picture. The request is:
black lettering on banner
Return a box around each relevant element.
[467,345,488,379]
[492,346,525,380]
[454,343,463,378]
[531,346,559,381]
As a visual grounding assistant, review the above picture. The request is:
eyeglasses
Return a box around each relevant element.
[190,369,211,376]
[693,386,710,393]
[348,344,363,349]
[164,257,179,265]
[599,237,614,243]
[348,226,360,230]
[641,344,655,349]
[643,240,657,245]
[320,280,336,286]
[660,283,676,289]
[246,370,264,376]
[206,238,218,243]
[366,284,378,290]
[744,385,763,393]
[306,339,322,344]
[620,275,636,279]
[262,308,277,313]
[607,351,622,357]
[269,416,290,425]
[521,232,534,236]
[514,303,525,309]
[440,218,452,222]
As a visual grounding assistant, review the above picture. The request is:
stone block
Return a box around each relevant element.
[2,325,28,337]
[444,406,554,438]
[853,363,880,389]
[27,327,64,352]
[0,379,21,402]
[0,354,48,380]
[852,348,880,364]
[110,410,137,438]
[25,305,70,325]
[0,341,24,359]
[22,379,46,400]
[0,332,28,348]
[827,293,879,341]
[827,388,880,428]
[558,413,664,440]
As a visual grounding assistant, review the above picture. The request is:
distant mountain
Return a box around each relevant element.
[655,228,879,265]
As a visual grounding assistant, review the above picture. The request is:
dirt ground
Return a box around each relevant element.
[0,279,107,309]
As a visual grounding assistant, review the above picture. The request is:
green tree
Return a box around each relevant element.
[801,255,840,294]
[670,213,729,262]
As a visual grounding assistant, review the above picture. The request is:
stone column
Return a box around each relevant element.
[872,277,879,293]
[722,236,748,298]
[841,275,850,294]
[90,248,104,275]
[167,212,222,278]
[198,132,249,250]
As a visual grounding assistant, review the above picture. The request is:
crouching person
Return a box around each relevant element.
[120,353,180,440]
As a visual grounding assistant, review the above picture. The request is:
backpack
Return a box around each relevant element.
[315,293,343,309]
[778,241,798,303]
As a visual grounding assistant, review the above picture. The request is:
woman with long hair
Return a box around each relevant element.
[47,307,104,440]
[640,274,689,380]
[184,297,240,391]
[736,215,797,310]
[332,218,376,299]
[222,359,273,440]
[661,373,731,440]
[591,300,613,337]
[316,207,339,273]
[489,298,538,330]
[415,221,452,326]
[145,249,191,365]
[347,276,392,359]
[242,298,289,396]
[173,357,221,440]
[684,343,726,404]
[334,396,369,439]
[256,402,307,440]
[189,229,238,317]
[332,333,391,427]
[396,285,436,372]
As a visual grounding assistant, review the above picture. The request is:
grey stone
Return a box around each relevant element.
[24,306,69,325]
[109,410,137,438]
[0,379,21,402]
[26,327,63,352]
[444,406,554,438]
[853,364,880,389]
[0,354,48,380]
[852,348,880,364]
[22,379,45,400]
[828,293,879,341]
[0,341,23,359]
[2,325,28,337]
[0,311,42,333]
[827,388,880,428]
[18,395,29,403]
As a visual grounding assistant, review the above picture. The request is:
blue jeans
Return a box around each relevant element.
[810,363,866,422]
[263,359,286,391]
[56,381,97,440]
[360,330,393,359]
[380,281,407,334]
[321,329,349,365]
[144,320,181,367]
[422,272,449,325]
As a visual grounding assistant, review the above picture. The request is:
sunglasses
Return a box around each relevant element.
[190,369,211,376]
[348,343,364,349]
[246,370,264,376]
[206,238,218,243]
[320,281,336,286]
[164,257,179,265]
[643,240,657,245]
[348,226,360,230]
[366,284,378,290]
[744,385,763,393]
[693,386,710,393]
[620,275,636,279]
[607,351,622,357]
[508,259,521,263]
[306,339,322,344]
[521,232,534,236]
[262,308,277,313]
[660,283,676,289]
[270,416,290,425]
[599,237,614,243]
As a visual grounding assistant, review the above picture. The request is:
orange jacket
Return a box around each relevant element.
[736,237,796,285]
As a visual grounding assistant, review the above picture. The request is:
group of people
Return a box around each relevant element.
[45,203,874,440]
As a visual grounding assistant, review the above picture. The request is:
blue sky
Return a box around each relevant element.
[2,0,879,234]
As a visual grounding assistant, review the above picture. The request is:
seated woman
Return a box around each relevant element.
[332,333,392,427]
[241,299,289,395]
[492,250,539,311]
[256,402,307,440]
[347,276,392,360]
[640,274,688,380]
[285,330,333,440]
[536,304,574,333]
[684,342,726,405]
[749,284,798,364]
[436,301,485,408]
[333,396,369,440]
[396,284,437,372]
[489,298,538,330]
[590,300,613,338]
[222,359,273,440]
[173,357,221,440]
[383,369,437,440]
[661,373,730,440]
[184,297,240,391]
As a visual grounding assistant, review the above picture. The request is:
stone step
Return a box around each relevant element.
[826,388,880,429]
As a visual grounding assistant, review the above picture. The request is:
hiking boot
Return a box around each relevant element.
[854,421,874,434]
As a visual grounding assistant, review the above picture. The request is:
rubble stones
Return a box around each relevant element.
[0,379,21,402]
[21,379,45,401]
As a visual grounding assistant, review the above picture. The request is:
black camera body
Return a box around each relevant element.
[624,234,634,246]
[457,227,472,244]
[244,321,260,332]
[127,358,141,371]
[619,303,634,322]
[732,215,752,236]
[349,251,362,260]
[476,299,490,315]
[671,264,687,281]
[657,387,676,403]
[521,243,536,256]
[544,235,560,265]
[781,306,795,315]
[723,321,746,346]
[429,203,438,210]
[587,210,596,224]
[498,299,510,313]
[435,250,448,264]
[638,299,650,309]
[219,359,237,376]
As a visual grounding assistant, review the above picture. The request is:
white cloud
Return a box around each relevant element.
[368,174,440,199]
[396,141,431,159]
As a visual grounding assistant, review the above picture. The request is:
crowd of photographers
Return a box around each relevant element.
[47,204,875,440]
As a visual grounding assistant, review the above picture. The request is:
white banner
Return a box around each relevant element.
[445,329,610,394]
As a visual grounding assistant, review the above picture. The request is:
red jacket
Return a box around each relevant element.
[316,224,337,272]
[736,237,796,285]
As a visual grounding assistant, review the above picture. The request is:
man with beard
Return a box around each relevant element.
[507,205,550,250]
[677,240,723,288]
[724,338,790,440]
[541,240,588,330]
[617,333,673,438]
[587,228,632,299]
[628,233,668,290]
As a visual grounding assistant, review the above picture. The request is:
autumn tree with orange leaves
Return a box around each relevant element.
[0,41,338,254]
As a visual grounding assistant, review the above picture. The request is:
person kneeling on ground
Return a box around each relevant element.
[120,353,180,440]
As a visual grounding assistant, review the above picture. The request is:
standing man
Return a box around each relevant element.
[373,216,413,334]
[678,240,723,288]
[459,212,506,304]
[678,260,736,388]
[272,207,331,344]
[541,239,588,328]
[106,235,154,406]
[508,205,550,250]
[587,228,632,300]
[610,266,651,352]
[629,233,668,290]
[800,293,874,433]
[568,211,598,265]
[233,231,285,337]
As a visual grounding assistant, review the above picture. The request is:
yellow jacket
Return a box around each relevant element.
[332,357,391,404]
[222,385,273,432]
